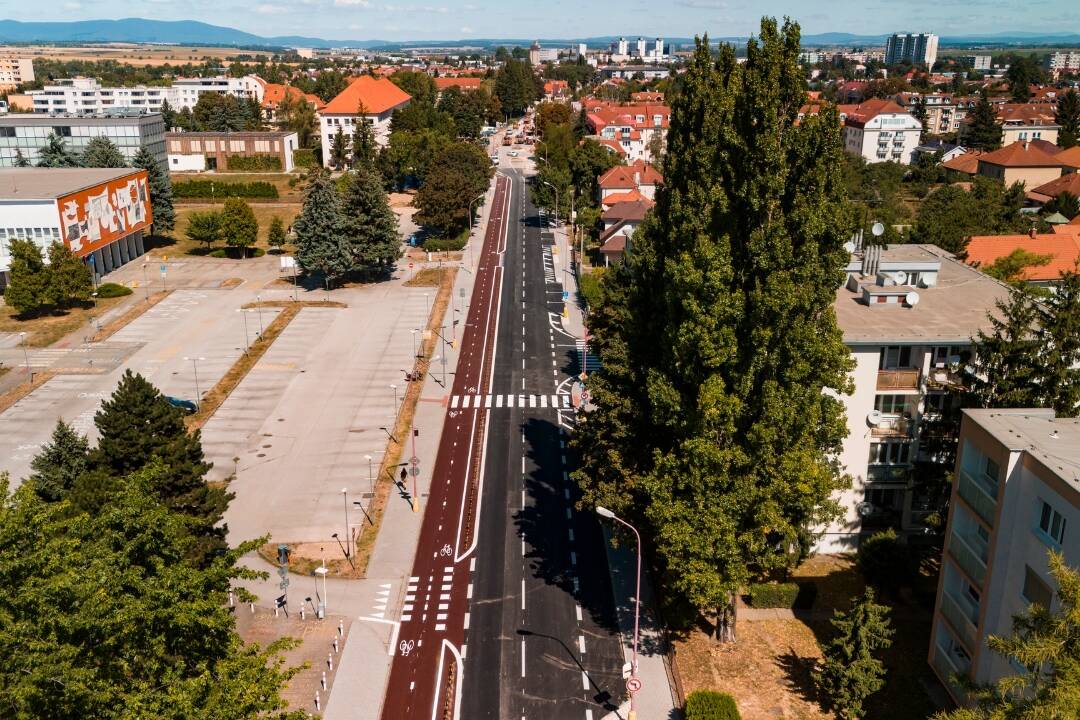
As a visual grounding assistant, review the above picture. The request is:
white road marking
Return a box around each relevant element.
[578,635,586,654]
[581,671,589,690]
[575,604,583,621]
[521,578,526,609]
[521,639,526,677]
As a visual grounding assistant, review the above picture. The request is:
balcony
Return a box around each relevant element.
[871,414,912,438]
[927,366,966,389]
[939,590,978,651]
[948,530,988,586]
[958,469,997,526]
[931,645,970,700]
[877,369,920,390]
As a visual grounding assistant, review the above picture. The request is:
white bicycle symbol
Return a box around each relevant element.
[439,544,453,557]
[399,639,415,656]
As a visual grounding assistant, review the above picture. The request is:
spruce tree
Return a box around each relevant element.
[3,237,50,316]
[45,241,93,308]
[159,98,176,130]
[1037,271,1080,415]
[13,149,29,167]
[133,145,175,233]
[81,136,128,168]
[967,287,1043,409]
[573,21,854,641]
[293,169,349,286]
[36,132,80,167]
[267,215,287,252]
[966,90,1003,151]
[1056,89,1080,149]
[814,589,894,720]
[351,103,377,168]
[28,419,90,502]
[219,197,258,257]
[339,166,401,275]
[329,125,348,169]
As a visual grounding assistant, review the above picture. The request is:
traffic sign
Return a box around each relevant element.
[409,467,421,477]
[409,262,414,269]
[562,290,569,301]
[159,263,166,277]
[409,455,420,466]
[626,677,643,693]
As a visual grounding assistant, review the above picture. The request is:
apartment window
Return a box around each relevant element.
[984,457,1000,485]
[1037,500,1066,545]
[874,395,908,414]
[869,441,911,465]
[52,126,72,137]
[1022,565,1053,609]
[0,127,14,138]
[932,345,965,367]
[881,345,913,369]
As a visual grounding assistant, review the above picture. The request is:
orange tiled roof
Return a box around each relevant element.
[966,232,1080,281]
[434,77,483,90]
[979,141,1063,168]
[322,76,412,115]
[593,138,627,156]
[598,160,663,189]
[1030,173,1080,202]
[261,83,324,110]
[996,103,1059,127]
[843,98,911,128]
[1057,146,1080,169]
[941,150,984,175]
[601,189,650,206]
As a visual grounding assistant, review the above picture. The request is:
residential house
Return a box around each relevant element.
[598,199,652,265]
[584,101,670,163]
[1056,146,1080,173]
[842,98,923,165]
[318,76,411,167]
[912,140,968,164]
[166,130,300,172]
[966,229,1080,287]
[260,83,325,123]
[929,409,1079,706]
[433,77,484,93]
[544,80,570,101]
[1026,172,1080,205]
[819,244,1010,552]
[596,160,662,203]
[941,150,985,176]
[995,104,1060,146]
[976,141,1064,189]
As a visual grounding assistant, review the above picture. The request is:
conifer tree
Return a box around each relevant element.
[339,166,401,275]
[133,145,175,233]
[3,237,50,316]
[36,132,80,167]
[1056,89,1080,148]
[329,125,349,169]
[814,589,894,720]
[911,96,928,134]
[351,103,377,168]
[967,287,1043,409]
[45,240,93,308]
[81,136,128,168]
[159,97,177,130]
[966,90,1003,151]
[267,215,287,252]
[28,419,90,502]
[293,169,349,286]
[14,148,30,167]
[219,197,258,257]
[573,20,854,641]
[1036,270,1080,415]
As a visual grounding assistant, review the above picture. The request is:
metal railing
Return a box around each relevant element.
[948,531,988,586]
[939,590,978,651]
[877,369,920,390]
[958,469,998,526]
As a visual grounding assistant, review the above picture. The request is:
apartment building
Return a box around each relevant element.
[929,409,1079,706]
[976,141,1063,188]
[842,98,923,165]
[528,42,559,65]
[0,112,166,169]
[28,76,265,115]
[818,244,1010,552]
[895,93,968,135]
[318,76,411,167]
[1046,51,1080,78]
[884,33,939,69]
[964,55,991,71]
[0,57,33,91]
[584,100,670,163]
[995,104,1060,146]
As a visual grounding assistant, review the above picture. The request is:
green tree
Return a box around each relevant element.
[80,136,127,168]
[570,138,620,208]
[351,103,377,168]
[329,125,349,169]
[185,209,223,252]
[389,70,438,106]
[159,97,176,129]
[536,101,574,137]
[133,145,175,233]
[28,419,90,502]
[933,551,1079,720]
[813,589,894,720]
[378,129,452,189]
[0,475,303,719]
[45,240,93,308]
[967,287,1044,410]
[267,215,287,251]
[278,92,318,147]
[1037,270,1080,415]
[966,90,1003,151]
[414,141,493,236]
[908,177,1027,255]
[36,132,80,167]
[293,169,349,285]
[3,237,50,316]
[494,58,538,117]
[1004,54,1044,103]
[79,370,230,565]
[13,149,29,167]
[1056,89,1080,149]
[981,247,1053,285]
[313,70,349,103]
[1045,191,1080,220]
[219,197,259,257]
[191,93,249,132]
[339,166,401,274]
[436,86,487,138]
[910,96,928,134]
[573,23,854,641]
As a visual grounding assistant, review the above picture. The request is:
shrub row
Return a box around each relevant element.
[292,148,318,169]
[747,582,800,609]
[422,230,469,252]
[225,155,282,172]
[173,179,279,200]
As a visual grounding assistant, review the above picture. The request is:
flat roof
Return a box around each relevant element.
[836,244,1010,346]
[165,130,296,139]
[0,168,141,200]
[964,409,1080,492]
[0,112,162,124]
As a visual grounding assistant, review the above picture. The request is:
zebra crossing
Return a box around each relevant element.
[448,393,572,410]
[542,247,557,284]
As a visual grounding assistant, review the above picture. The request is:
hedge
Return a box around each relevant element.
[293,148,317,169]
[578,268,604,309]
[747,582,800,609]
[94,282,132,298]
[422,229,469,252]
[685,690,741,720]
[225,155,282,172]
[172,179,279,200]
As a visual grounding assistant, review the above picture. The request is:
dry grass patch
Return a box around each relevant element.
[0,296,127,347]
[404,267,445,287]
[0,371,53,415]
[167,204,300,256]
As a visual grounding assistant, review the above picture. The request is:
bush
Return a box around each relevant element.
[224,155,282,172]
[858,528,913,591]
[293,148,317,169]
[578,268,605,309]
[172,179,279,200]
[208,249,227,258]
[207,247,265,259]
[94,282,133,298]
[422,229,469,252]
[747,582,800,609]
[685,690,741,720]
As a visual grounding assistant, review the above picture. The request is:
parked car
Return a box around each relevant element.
[165,396,198,414]
[490,154,499,165]
[508,150,519,157]
[408,233,421,247]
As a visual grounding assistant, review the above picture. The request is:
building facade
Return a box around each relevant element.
[28,75,265,115]
[0,168,152,286]
[318,76,411,168]
[0,113,167,169]
[584,100,671,163]
[928,409,1079,706]
[0,57,34,91]
[965,55,992,71]
[842,98,923,165]
[166,131,299,172]
[1046,51,1080,77]
[884,33,939,69]
[976,141,1063,188]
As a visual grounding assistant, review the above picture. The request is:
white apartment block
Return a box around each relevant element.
[1046,51,1080,76]
[818,244,1010,552]
[929,409,1079,707]
[28,76,265,116]
[965,55,991,71]
[0,57,33,90]
[885,32,939,69]
[842,98,923,165]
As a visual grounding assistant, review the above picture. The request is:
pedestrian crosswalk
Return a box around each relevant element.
[449,393,571,410]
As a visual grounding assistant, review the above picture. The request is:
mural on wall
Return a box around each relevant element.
[56,171,152,256]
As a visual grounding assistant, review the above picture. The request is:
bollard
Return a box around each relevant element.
[228,591,234,607]
[338,620,344,637]
[321,671,327,691]
[274,607,279,618]
[328,652,334,672]
[250,602,255,614]
[333,637,339,653]
[301,606,306,621]
[314,691,320,711]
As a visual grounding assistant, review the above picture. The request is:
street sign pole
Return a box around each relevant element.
[410,430,420,513]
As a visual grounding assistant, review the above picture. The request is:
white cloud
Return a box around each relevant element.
[255,3,289,13]
[334,0,371,6]
[62,0,81,8]
[459,26,473,33]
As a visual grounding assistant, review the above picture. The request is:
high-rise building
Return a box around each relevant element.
[1046,51,1080,76]
[0,112,166,169]
[0,57,33,91]
[654,38,664,59]
[884,33,939,69]
[635,37,647,58]
[616,37,629,57]
[964,55,991,71]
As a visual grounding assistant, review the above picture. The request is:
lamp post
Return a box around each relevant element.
[596,506,642,720]
[411,328,420,359]
[18,332,30,385]
[183,356,205,407]
[341,488,352,558]
[314,564,328,619]
[365,454,374,495]
[238,308,251,353]
[468,191,485,268]
[390,383,399,411]
[543,180,559,227]
[255,295,264,336]
[141,262,149,302]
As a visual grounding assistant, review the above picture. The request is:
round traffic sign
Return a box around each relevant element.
[626,677,642,693]
[409,262,414,269]
[409,456,420,466]
[409,467,421,477]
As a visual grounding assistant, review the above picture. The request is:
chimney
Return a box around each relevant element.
[1030,227,1037,239]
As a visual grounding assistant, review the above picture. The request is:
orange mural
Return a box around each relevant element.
[55,171,152,257]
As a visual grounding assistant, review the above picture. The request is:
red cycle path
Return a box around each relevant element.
[379,174,510,720]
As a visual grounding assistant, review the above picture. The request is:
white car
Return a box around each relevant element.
[508,150,519,157]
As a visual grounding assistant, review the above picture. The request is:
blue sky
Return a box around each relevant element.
[7,0,1080,42]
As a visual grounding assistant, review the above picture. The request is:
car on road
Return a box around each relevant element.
[165,396,198,414]
[508,150,519,157]
[490,154,499,165]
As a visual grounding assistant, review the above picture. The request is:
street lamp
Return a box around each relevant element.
[341,488,352,559]
[379,425,397,443]
[410,328,420,359]
[365,454,374,495]
[596,506,642,720]
[183,356,206,407]
[18,332,30,385]
[237,308,251,353]
[141,262,149,302]
[467,191,485,268]
[542,180,559,227]
[254,295,264,336]
[390,383,399,411]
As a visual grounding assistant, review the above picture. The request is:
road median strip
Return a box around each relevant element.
[90,290,170,343]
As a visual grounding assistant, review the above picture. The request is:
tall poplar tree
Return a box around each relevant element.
[573,20,854,640]
[133,145,175,233]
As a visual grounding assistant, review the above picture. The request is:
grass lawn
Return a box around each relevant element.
[0,296,127,347]
[153,204,301,257]
[171,173,304,202]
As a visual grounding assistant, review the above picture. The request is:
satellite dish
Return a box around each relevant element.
[867,409,883,426]
[857,501,875,518]
[892,271,908,285]
[844,240,856,253]
[905,291,920,306]
[872,222,885,237]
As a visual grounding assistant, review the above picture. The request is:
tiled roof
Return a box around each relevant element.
[966,232,1080,281]
[996,103,1060,127]
[1029,173,1080,202]
[593,138,627,156]
[601,189,650,206]
[941,150,984,175]
[601,198,653,222]
[600,234,627,254]
[978,141,1063,168]
[261,83,324,110]
[843,98,912,128]
[434,77,483,90]
[598,160,663,189]
[1057,146,1080,169]
[584,101,671,133]
[322,76,412,115]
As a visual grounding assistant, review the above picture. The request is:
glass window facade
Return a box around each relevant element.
[0,115,166,170]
